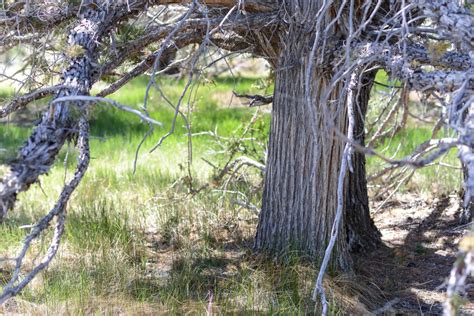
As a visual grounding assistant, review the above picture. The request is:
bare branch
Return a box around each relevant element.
[0,85,62,118]
[413,0,474,53]
[52,96,163,127]
[233,91,273,106]
[0,116,90,304]
[0,1,113,220]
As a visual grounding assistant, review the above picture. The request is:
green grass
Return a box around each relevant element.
[1,75,308,314]
[366,70,462,195]
[0,72,461,314]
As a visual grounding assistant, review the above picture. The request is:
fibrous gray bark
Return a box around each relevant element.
[254,1,381,270]
[345,72,381,252]
[459,105,474,223]
[255,63,381,269]
[255,58,353,267]
[0,2,107,220]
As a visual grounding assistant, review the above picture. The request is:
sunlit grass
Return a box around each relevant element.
[366,126,461,194]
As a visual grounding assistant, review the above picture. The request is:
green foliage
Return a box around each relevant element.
[116,23,147,44]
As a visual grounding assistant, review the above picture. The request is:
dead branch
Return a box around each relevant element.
[0,85,63,118]
[0,115,90,304]
[0,2,108,221]
[444,234,474,315]
[0,1,472,311]
[233,91,273,106]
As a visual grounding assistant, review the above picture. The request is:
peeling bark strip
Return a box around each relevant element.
[345,72,381,252]
[0,3,107,221]
[458,100,474,223]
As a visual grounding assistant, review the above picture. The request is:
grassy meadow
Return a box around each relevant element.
[0,72,462,314]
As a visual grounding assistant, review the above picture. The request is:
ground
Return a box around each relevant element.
[1,192,472,314]
[362,192,473,314]
[137,192,474,314]
[132,192,474,314]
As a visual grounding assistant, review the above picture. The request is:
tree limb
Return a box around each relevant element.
[0,85,62,118]
[0,115,90,304]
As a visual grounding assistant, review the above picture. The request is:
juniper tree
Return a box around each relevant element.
[0,0,472,309]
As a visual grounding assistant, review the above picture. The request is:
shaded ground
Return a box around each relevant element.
[357,192,473,315]
[137,192,474,314]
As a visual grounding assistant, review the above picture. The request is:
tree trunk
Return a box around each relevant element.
[459,107,474,224]
[254,19,380,270]
[345,73,382,253]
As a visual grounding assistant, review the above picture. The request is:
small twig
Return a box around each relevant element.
[52,96,163,127]
[233,91,273,107]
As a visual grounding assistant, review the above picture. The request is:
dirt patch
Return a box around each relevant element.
[357,192,473,314]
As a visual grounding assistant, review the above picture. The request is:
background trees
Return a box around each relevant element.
[0,0,473,313]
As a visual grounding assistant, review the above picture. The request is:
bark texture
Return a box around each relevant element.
[459,106,474,224]
[0,3,110,221]
[255,67,380,268]
[254,1,380,269]
[345,74,381,252]
[0,1,154,220]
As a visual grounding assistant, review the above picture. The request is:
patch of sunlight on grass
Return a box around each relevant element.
[66,200,137,251]
[89,75,271,139]
[0,76,274,313]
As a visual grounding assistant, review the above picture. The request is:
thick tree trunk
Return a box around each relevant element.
[254,25,380,269]
[255,68,380,269]
[254,62,346,268]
